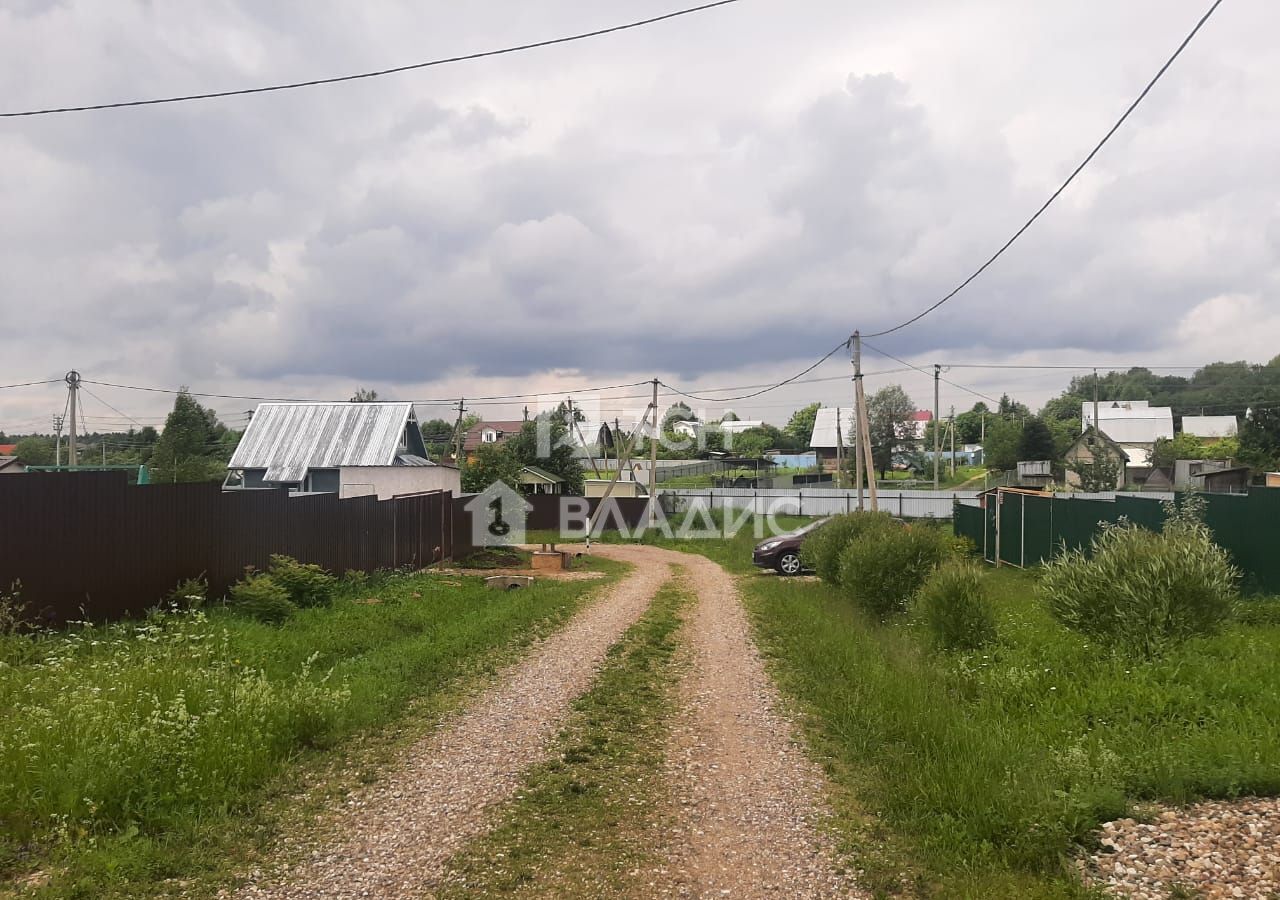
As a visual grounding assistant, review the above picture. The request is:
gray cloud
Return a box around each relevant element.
[1,0,1277,429]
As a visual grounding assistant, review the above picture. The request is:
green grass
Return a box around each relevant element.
[439,572,692,898]
[0,563,624,898]
[744,566,1280,897]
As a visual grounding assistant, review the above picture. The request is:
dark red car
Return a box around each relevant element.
[751,517,831,575]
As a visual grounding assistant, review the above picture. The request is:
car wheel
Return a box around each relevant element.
[777,552,802,576]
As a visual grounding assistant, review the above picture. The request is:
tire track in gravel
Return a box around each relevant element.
[594,546,864,899]
[233,555,671,900]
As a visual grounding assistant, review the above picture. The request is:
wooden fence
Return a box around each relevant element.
[2,472,455,624]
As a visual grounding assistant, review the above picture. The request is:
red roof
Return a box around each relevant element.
[462,420,526,452]
[0,444,16,456]
[911,410,933,422]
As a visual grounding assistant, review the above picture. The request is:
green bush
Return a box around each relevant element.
[165,575,208,610]
[267,555,337,609]
[917,561,997,651]
[838,524,950,619]
[229,572,296,624]
[1039,514,1239,658]
[801,511,897,584]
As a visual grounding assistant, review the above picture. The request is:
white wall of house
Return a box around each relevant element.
[338,466,461,500]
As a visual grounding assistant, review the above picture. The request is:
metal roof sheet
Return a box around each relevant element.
[808,407,856,449]
[230,402,420,482]
[1181,415,1238,438]
[1081,404,1173,444]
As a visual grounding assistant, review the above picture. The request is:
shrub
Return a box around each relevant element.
[917,561,997,651]
[165,575,208,610]
[229,572,296,624]
[801,511,897,584]
[838,524,950,619]
[1039,512,1239,658]
[267,555,337,609]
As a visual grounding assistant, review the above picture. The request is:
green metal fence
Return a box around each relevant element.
[953,490,1280,594]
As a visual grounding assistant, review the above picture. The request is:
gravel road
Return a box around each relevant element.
[234,555,670,900]
[1081,798,1280,898]
[594,547,862,899]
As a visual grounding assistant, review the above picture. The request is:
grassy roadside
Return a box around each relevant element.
[437,572,692,898]
[1,559,625,899]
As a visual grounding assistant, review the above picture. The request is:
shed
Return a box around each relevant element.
[0,456,26,475]
[226,402,460,499]
[1268,472,1280,488]
[1192,466,1250,494]
[519,465,564,495]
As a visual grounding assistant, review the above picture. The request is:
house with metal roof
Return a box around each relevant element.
[807,407,855,472]
[225,402,460,499]
[1181,415,1239,439]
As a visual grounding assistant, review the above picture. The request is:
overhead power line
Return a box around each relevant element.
[862,342,1003,407]
[0,378,62,390]
[864,0,1224,339]
[1,0,746,118]
[659,339,853,402]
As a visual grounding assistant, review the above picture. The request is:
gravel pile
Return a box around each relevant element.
[1080,798,1280,898]
[607,547,862,899]
[234,556,669,899]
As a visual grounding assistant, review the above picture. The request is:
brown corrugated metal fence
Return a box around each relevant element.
[1,473,455,624]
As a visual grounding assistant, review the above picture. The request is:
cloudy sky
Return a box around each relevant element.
[1,0,1276,435]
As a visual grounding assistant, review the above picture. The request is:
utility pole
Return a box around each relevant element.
[647,379,659,528]
[65,370,81,467]
[52,414,64,467]
[851,332,878,512]
[451,398,468,465]
[933,364,941,491]
[834,407,844,489]
[568,396,602,478]
[852,334,864,510]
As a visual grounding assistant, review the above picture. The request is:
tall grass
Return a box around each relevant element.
[745,568,1280,897]
[0,565,616,893]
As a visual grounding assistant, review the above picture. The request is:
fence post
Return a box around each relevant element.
[899,493,904,518]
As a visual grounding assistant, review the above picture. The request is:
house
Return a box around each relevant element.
[0,444,17,456]
[461,420,525,463]
[225,402,460,499]
[672,420,702,439]
[1192,466,1250,494]
[807,407,856,473]
[0,456,25,475]
[1063,427,1129,490]
[1081,400,1172,483]
[718,419,764,435]
[519,465,564,495]
[1181,415,1239,439]
[909,409,933,440]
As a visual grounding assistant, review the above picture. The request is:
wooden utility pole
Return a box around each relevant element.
[647,379,659,527]
[451,398,468,465]
[933,364,941,491]
[852,334,864,510]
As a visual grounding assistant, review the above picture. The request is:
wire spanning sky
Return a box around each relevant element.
[1,0,1276,430]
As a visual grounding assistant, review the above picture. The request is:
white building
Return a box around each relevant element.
[1181,415,1239,439]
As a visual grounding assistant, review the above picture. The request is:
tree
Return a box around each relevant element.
[149,391,229,483]
[1151,432,1207,469]
[728,427,772,459]
[661,402,694,429]
[867,385,917,479]
[461,442,523,494]
[1065,443,1123,492]
[997,394,1030,419]
[350,388,379,402]
[1239,407,1280,471]
[784,403,821,447]
[1017,417,1056,462]
[983,417,1023,471]
[420,418,455,460]
[13,436,54,466]
[720,410,740,422]
[504,416,586,495]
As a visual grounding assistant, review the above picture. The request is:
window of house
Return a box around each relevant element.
[482,429,499,443]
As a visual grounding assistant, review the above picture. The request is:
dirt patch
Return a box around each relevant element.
[232,555,671,899]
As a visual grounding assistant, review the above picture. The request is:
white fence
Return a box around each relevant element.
[661,487,983,520]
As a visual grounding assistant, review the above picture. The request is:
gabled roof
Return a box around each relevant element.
[0,444,16,456]
[229,402,431,483]
[1081,401,1173,444]
[462,420,525,452]
[520,465,564,483]
[808,407,856,449]
[1066,426,1131,462]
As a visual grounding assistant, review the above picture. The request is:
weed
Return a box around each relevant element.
[917,560,997,651]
